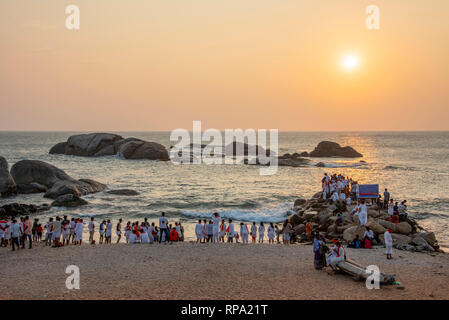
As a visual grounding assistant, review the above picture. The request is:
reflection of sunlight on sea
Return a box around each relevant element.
[0,131,448,246]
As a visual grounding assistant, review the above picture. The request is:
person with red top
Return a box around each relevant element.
[169,227,179,242]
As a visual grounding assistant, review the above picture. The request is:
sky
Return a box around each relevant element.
[0,0,448,131]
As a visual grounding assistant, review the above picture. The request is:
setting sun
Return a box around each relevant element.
[342,54,360,71]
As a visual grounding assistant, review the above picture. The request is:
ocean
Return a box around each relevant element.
[1,131,448,247]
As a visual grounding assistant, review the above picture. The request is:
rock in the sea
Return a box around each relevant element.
[50,133,123,156]
[49,133,170,161]
[294,198,307,207]
[315,162,325,167]
[16,182,48,194]
[1,203,51,217]
[224,141,270,158]
[106,189,140,196]
[51,194,88,207]
[10,160,106,198]
[118,139,169,160]
[44,179,106,199]
[308,141,362,158]
[0,156,17,197]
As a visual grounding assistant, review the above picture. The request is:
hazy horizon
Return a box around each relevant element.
[1,0,448,131]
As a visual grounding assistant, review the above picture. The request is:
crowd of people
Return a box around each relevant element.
[317,172,409,270]
[0,210,297,251]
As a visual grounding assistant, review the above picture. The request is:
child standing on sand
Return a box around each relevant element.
[240,223,249,244]
[227,219,234,243]
[268,223,275,244]
[251,222,257,243]
[219,219,226,242]
[195,220,203,243]
[258,222,265,243]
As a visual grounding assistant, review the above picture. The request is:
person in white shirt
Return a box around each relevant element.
[331,192,339,203]
[74,219,84,245]
[240,223,249,244]
[88,217,95,244]
[258,222,265,243]
[345,196,351,206]
[387,199,394,216]
[227,219,234,243]
[158,212,170,243]
[339,192,346,201]
[129,230,138,244]
[105,220,113,244]
[212,213,221,243]
[140,229,150,244]
[10,219,21,251]
[195,219,203,243]
[326,240,345,271]
[219,219,226,242]
[62,220,71,245]
[358,200,368,226]
[267,223,275,243]
[251,222,257,243]
[336,180,343,195]
[175,222,182,241]
[147,223,155,243]
[52,217,62,245]
[384,228,393,259]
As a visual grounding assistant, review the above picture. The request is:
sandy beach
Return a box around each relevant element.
[1,242,448,300]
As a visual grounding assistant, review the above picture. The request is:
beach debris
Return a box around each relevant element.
[336,258,396,285]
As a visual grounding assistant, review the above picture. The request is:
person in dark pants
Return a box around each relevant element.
[10,219,21,251]
[158,212,170,243]
[22,216,33,249]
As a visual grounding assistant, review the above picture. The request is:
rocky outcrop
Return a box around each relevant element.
[106,189,140,196]
[224,141,271,158]
[51,194,88,207]
[49,133,169,160]
[118,139,169,160]
[16,183,48,194]
[50,133,123,156]
[0,156,17,197]
[0,203,51,217]
[308,141,362,158]
[277,154,310,167]
[289,191,440,253]
[10,160,106,198]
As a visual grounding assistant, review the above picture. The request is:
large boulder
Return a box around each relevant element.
[365,219,387,234]
[10,160,106,198]
[308,141,362,158]
[118,140,169,160]
[413,232,437,247]
[50,133,123,156]
[44,179,106,199]
[378,219,398,232]
[343,225,366,242]
[343,226,366,242]
[224,141,270,158]
[0,156,17,197]
[379,233,411,248]
[16,182,48,194]
[288,214,304,226]
[293,224,306,236]
[395,221,413,235]
[11,160,71,188]
[293,198,307,208]
[1,203,51,217]
[51,194,88,207]
[412,236,434,252]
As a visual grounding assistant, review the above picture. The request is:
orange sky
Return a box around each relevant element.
[1,0,448,131]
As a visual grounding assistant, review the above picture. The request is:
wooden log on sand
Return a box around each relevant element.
[336,259,396,285]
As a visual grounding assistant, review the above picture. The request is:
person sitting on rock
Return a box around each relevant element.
[326,239,345,272]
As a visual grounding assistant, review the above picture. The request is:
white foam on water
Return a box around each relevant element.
[180,203,293,223]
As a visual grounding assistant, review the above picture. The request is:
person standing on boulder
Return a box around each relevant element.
[383,189,390,209]
[158,212,170,244]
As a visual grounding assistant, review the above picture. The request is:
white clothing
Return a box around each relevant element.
[140,232,150,244]
[195,223,203,240]
[326,245,345,268]
[384,231,393,254]
[259,225,265,241]
[159,217,168,229]
[267,226,274,240]
[358,204,368,226]
[88,221,95,232]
